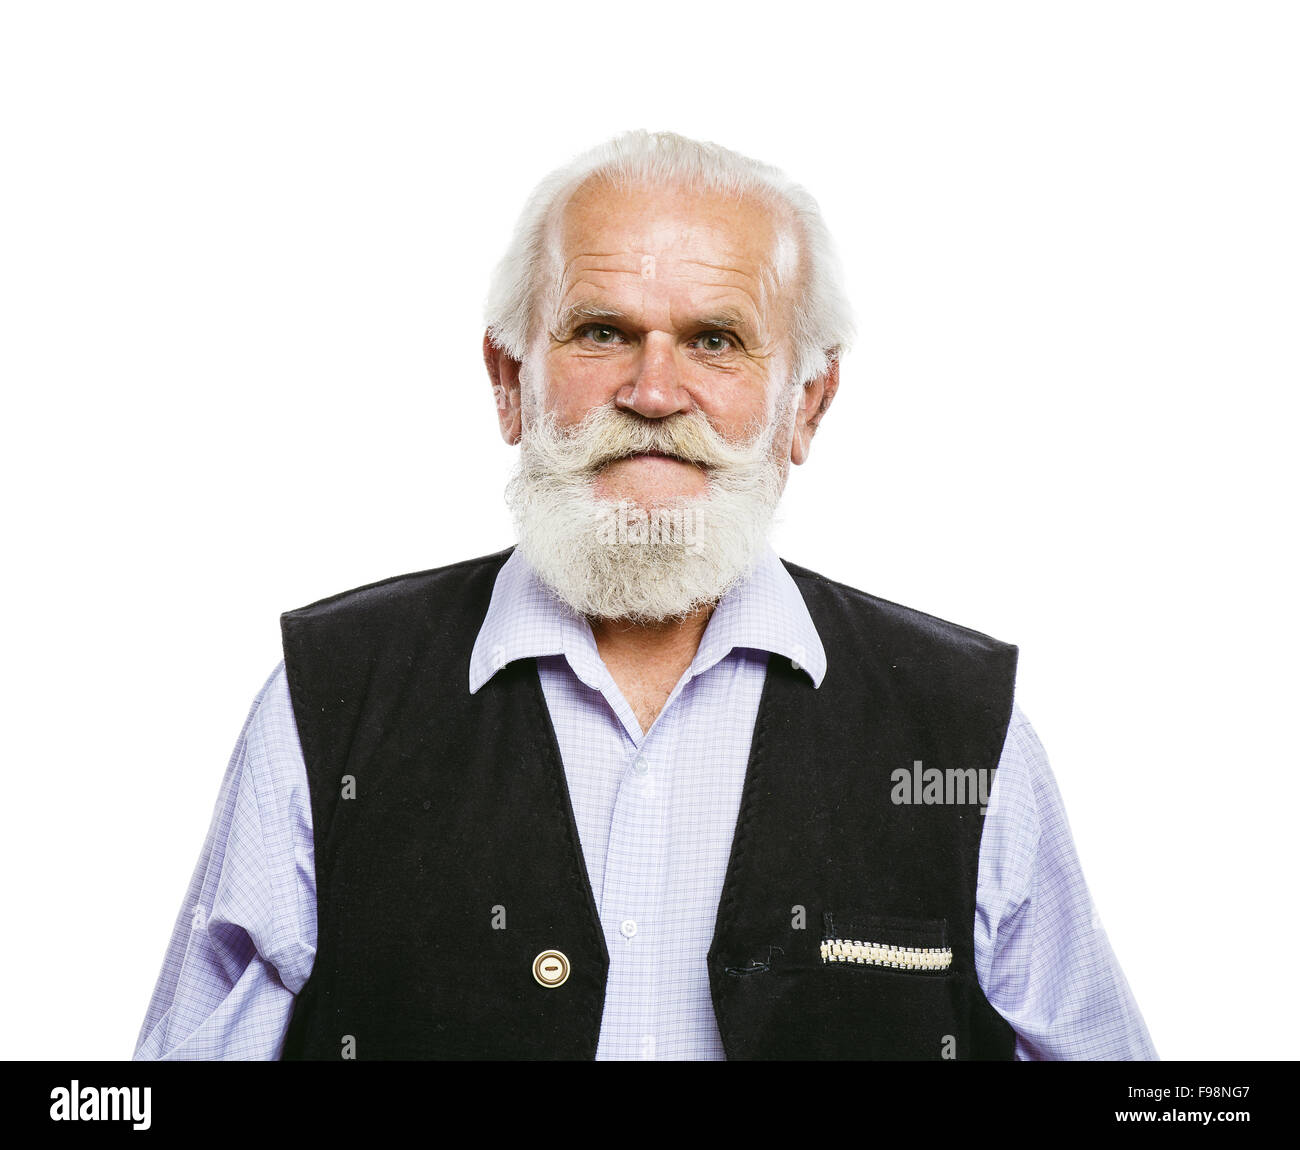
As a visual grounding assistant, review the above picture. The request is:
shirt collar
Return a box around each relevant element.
[468,546,827,694]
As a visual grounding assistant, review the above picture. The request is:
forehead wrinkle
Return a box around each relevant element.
[561,251,635,274]
[561,233,770,284]
[554,254,641,309]
[678,258,761,279]
[686,278,763,295]
[558,277,639,310]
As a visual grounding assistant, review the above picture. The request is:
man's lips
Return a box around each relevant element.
[608,450,698,464]
[590,451,713,499]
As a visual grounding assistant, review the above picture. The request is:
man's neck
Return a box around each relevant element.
[589,605,714,736]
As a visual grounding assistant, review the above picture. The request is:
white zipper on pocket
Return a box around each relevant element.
[820,938,952,971]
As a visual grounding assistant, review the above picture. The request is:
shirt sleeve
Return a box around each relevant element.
[974,702,1158,1060]
[133,663,316,1060]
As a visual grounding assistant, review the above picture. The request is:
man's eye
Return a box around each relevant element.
[580,324,623,345]
[694,332,735,353]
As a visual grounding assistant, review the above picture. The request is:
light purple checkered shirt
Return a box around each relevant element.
[134,546,1156,1061]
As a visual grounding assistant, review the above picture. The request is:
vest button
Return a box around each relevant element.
[532,949,570,988]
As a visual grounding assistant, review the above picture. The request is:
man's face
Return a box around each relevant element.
[487,176,838,622]
[523,178,801,503]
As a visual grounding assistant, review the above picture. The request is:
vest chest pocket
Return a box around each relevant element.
[819,911,952,975]
[713,911,968,1059]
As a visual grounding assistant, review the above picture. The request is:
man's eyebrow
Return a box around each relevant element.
[552,302,629,333]
[551,302,762,340]
[693,307,757,335]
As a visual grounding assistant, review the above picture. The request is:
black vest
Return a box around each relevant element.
[280,549,1018,1060]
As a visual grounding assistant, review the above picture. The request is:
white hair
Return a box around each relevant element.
[484,130,855,387]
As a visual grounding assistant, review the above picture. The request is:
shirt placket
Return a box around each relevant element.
[593,702,681,1060]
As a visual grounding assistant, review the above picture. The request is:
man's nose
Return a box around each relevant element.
[615,332,692,419]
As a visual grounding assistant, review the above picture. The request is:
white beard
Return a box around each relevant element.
[505,400,790,623]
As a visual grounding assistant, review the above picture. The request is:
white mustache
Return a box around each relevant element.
[521,403,775,478]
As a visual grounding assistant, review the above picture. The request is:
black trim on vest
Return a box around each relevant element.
[279,549,1018,1060]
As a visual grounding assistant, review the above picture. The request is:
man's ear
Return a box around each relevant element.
[484,331,523,445]
[790,356,840,466]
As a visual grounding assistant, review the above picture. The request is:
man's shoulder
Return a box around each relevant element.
[281,548,514,626]
[778,556,1016,662]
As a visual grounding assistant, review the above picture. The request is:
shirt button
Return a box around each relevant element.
[620,919,638,939]
[492,645,506,671]
[633,755,648,775]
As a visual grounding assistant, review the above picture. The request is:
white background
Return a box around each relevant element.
[2,1,1296,1061]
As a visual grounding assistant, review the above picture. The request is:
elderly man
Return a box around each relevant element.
[135,131,1155,1061]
